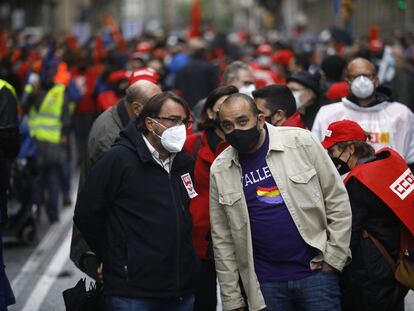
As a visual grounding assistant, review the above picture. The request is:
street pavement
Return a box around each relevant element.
[2,177,413,311]
[4,176,94,311]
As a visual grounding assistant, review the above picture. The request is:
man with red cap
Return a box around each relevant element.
[70,70,161,278]
[96,70,129,112]
[250,44,285,88]
[128,67,159,86]
[321,120,413,311]
[313,58,414,170]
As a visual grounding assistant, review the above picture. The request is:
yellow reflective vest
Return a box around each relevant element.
[0,79,17,97]
[29,84,66,144]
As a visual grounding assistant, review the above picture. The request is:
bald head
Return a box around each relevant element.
[126,80,162,106]
[346,58,376,81]
[125,80,162,118]
[220,93,259,118]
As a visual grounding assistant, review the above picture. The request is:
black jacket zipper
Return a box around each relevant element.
[168,171,182,292]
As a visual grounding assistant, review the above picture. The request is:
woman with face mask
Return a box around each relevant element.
[287,71,324,129]
[183,85,238,311]
[321,120,413,311]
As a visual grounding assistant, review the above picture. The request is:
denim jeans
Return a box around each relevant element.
[105,294,195,311]
[39,164,60,222]
[260,270,341,311]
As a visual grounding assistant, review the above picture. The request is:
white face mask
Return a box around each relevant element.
[292,90,303,109]
[152,120,187,153]
[239,84,256,98]
[257,55,271,67]
[351,76,375,99]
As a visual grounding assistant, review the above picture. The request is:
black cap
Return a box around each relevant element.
[287,71,321,96]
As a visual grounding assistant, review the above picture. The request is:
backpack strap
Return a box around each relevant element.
[362,229,397,272]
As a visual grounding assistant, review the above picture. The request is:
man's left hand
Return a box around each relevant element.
[321,262,335,272]
[310,261,336,272]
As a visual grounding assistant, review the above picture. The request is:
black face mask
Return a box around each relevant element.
[225,123,261,153]
[331,148,351,175]
[331,157,351,175]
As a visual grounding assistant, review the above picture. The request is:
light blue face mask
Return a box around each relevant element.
[292,90,303,109]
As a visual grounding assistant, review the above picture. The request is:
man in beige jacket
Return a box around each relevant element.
[210,93,351,311]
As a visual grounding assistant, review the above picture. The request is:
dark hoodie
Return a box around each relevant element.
[74,121,200,299]
[346,91,391,108]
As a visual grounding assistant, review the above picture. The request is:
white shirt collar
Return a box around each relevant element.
[142,134,176,173]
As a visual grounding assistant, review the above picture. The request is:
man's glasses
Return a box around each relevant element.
[153,116,193,128]
[347,74,376,82]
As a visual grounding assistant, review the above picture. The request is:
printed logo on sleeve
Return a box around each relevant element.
[390,168,414,200]
[181,173,198,199]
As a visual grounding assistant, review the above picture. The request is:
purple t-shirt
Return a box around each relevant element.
[238,127,317,283]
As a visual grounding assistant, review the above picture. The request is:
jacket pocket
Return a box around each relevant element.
[219,192,247,230]
[288,167,316,184]
[288,168,321,208]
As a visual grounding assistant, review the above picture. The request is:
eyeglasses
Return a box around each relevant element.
[240,80,255,86]
[153,116,193,128]
[347,74,376,82]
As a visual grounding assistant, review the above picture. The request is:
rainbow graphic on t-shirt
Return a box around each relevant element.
[256,186,284,205]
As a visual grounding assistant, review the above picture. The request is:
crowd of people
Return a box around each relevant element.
[1,24,414,311]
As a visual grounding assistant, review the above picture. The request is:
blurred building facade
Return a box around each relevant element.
[280,0,414,38]
[0,0,263,34]
[1,0,413,40]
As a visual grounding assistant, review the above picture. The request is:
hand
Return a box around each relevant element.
[97,263,103,281]
[321,262,335,272]
[310,261,336,272]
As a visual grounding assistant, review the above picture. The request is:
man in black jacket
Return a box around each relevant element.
[74,92,200,311]
[0,79,18,310]
[70,79,161,279]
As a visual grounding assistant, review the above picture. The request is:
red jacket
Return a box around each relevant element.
[97,90,120,112]
[184,131,228,259]
[250,63,285,88]
[281,112,307,129]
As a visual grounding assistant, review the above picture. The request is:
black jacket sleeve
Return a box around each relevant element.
[346,177,400,253]
[345,178,369,252]
[0,85,20,158]
[73,147,125,260]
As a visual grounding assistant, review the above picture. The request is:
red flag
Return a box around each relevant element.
[66,33,79,53]
[0,32,8,59]
[94,35,106,64]
[188,0,202,38]
[369,25,383,53]
[369,25,379,41]
[105,15,127,53]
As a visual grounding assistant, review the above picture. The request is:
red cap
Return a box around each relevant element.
[136,41,152,53]
[256,44,273,55]
[326,81,349,102]
[272,49,294,66]
[128,67,159,86]
[321,120,367,149]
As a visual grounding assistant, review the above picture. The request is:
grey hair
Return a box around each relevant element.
[335,140,375,158]
[125,82,152,106]
[223,61,252,85]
